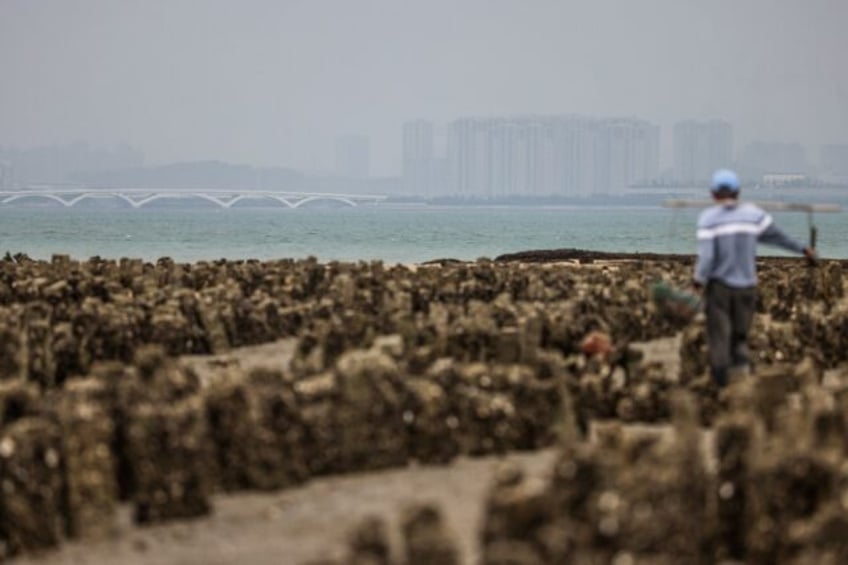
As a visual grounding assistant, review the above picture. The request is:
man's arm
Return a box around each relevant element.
[758,221,808,255]
[693,233,715,289]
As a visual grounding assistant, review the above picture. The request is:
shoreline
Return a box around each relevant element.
[6,247,846,267]
[3,205,847,263]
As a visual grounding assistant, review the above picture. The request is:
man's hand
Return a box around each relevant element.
[803,247,818,265]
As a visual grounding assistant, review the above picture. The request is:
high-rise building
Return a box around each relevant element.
[442,115,659,198]
[595,118,660,195]
[673,120,733,184]
[402,120,435,196]
[738,141,807,180]
[553,117,597,197]
[334,135,370,179]
[447,117,493,197]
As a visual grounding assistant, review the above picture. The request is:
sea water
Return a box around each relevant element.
[0,205,845,263]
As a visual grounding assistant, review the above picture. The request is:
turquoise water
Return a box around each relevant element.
[0,205,844,263]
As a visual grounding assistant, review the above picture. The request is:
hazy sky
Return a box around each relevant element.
[2,0,846,174]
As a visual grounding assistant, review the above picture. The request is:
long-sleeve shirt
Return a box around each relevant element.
[694,201,806,288]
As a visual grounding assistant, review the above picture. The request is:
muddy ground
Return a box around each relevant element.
[15,449,557,565]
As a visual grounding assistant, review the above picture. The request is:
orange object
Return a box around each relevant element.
[581,331,613,357]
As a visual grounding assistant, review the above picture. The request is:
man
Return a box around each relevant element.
[693,169,816,387]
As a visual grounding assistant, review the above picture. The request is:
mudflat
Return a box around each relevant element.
[1,253,846,563]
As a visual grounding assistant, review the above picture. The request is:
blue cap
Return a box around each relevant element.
[710,169,740,193]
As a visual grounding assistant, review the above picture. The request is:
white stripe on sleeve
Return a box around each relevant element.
[697,222,764,240]
[756,214,773,234]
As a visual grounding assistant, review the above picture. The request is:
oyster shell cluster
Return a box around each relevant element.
[0,252,845,561]
[477,369,848,565]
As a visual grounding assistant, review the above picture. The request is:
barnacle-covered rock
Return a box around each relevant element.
[481,463,554,564]
[0,306,27,382]
[747,451,838,563]
[750,316,807,366]
[797,302,848,368]
[335,348,407,471]
[205,371,306,491]
[402,378,459,464]
[0,417,65,555]
[294,371,342,476]
[347,515,392,565]
[679,323,707,384]
[0,251,847,560]
[55,378,118,538]
[713,413,757,561]
[126,396,212,524]
[23,302,57,388]
[0,379,40,427]
[401,503,460,565]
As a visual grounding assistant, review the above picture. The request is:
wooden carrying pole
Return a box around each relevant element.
[663,200,842,213]
[663,199,843,250]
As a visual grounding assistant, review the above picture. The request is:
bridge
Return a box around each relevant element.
[0,188,388,209]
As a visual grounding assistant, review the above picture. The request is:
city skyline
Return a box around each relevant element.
[3,114,847,195]
[426,115,660,198]
[2,1,846,177]
[1,112,843,183]
[672,119,734,185]
[402,113,848,197]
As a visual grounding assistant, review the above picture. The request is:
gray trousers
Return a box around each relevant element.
[705,280,757,387]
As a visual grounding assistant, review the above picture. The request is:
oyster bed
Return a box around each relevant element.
[0,252,846,563]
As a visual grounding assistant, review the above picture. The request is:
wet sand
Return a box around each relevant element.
[14,449,558,565]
